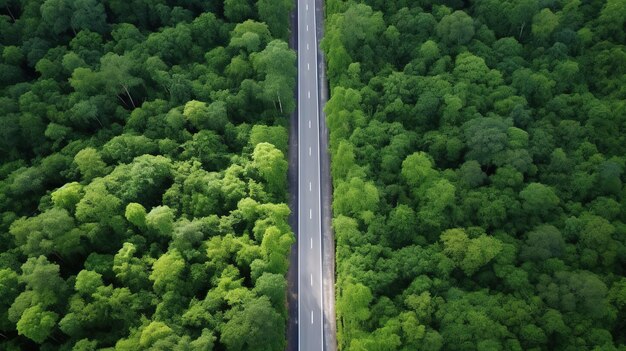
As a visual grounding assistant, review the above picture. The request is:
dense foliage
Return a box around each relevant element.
[323,0,626,350]
[0,0,295,349]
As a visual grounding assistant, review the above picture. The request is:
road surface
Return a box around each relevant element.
[297,0,325,349]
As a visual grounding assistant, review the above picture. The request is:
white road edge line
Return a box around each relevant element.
[297,4,302,350]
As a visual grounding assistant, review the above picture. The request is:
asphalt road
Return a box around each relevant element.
[297,0,324,349]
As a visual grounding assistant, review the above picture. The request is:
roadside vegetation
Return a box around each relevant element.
[0,0,295,349]
[323,0,626,349]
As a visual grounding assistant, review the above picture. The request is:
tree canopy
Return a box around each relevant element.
[324,0,626,349]
[0,1,294,349]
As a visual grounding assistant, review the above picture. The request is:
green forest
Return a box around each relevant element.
[2,0,626,350]
[323,0,626,350]
[0,0,296,349]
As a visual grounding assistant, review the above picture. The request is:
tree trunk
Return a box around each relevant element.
[122,84,136,108]
[116,94,130,108]
[277,91,283,113]
[53,252,65,263]
[5,6,15,21]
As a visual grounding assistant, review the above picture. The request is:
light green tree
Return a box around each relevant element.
[441,228,503,275]
[333,177,379,218]
[17,305,58,343]
[74,147,107,181]
[51,182,84,212]
[150,249,185,294]
[145,206,175,237]
[532,8,559,41]
[401,152,436,188]
[125,202,147,228]
[337,281,372,348]
[252,142,288,199]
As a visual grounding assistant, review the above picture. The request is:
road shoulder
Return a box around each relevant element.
[315,0,338,350]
